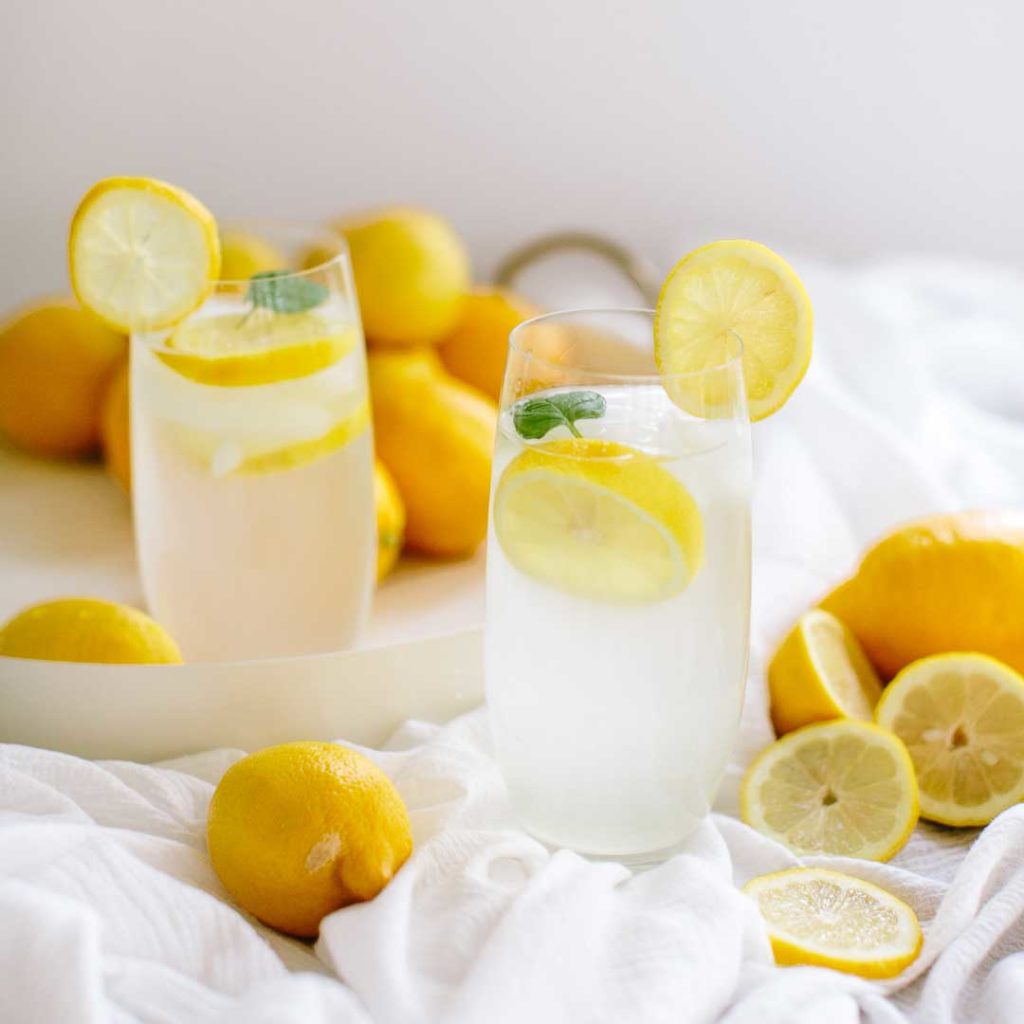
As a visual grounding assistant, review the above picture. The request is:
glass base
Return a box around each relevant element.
[524,823,700,870]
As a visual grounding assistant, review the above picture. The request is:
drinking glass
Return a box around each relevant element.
[131,225,374,661]
[485,309,752,861]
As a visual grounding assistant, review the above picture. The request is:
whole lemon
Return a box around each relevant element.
[374,459,405,580]
[337,208,469,346]
[0,298,125,458]
[821,510,1024,678]
[100,358,131,490]
[370,349,496,557]
[207,741,412,937]
[0,597,182,664]
[438,287,539,402]
[219,230,286,281]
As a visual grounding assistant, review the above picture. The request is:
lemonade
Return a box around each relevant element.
[485,310,752,859]
[132,287,375,662]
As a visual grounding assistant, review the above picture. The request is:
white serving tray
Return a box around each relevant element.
[0,442,487,760]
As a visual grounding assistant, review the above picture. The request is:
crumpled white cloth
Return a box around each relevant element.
[2,256,1024,1023]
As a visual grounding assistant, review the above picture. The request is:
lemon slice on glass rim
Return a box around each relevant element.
[654,240,813,421]
[69,176,221,333]
[493,437,704,604]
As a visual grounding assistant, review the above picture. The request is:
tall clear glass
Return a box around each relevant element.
[131,225,374,662]
[485,309,752,861]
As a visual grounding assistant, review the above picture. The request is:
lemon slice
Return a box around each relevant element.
[768,609,883,735]
[69,177,220,333]
[875,653,1024,826]
[654,240,813,421]
[744,868,922,979]
[493,438,703,603]
[158,312,357,387]
[741,719,918,860]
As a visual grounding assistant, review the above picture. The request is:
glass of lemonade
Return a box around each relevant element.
[486,309,752,861]
[131,226,374,662]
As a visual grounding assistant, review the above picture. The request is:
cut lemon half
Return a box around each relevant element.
[741,719,918,860]
[654,240,812,421]
[769,609,883,735]
[875,653,1024,826]
[158,312,357,387]
[493,438,703,604]
[744,868,922,979]
[69,177,220,333]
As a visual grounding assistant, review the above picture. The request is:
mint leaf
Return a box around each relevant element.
[513,390,606,440]
[246,270,327,314]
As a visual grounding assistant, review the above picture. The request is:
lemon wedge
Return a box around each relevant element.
[875,652,1024,826]
[741,719,918,860]
[157,311,356,387]
[654,240,812,421]
[768,609,883,735]
[493,438,703,603]
[744,868,922,979]
[69,177,220,333]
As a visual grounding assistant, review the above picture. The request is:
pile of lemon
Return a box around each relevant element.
[0,180,538,582]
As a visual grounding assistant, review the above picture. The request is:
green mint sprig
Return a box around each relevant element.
[245,270,328,314]
[513,390,606,439]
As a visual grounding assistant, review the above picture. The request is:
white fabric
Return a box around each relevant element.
[2,256,1024,1023]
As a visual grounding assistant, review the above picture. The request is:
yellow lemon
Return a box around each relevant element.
[374,459,406,580]
[654,240,813,421]
[158,311,356,388]
[768,609,882,735]
[69,177,220,333]
[744,868,922,979]
[741,720,918,860]
[876,653,1024,826]
[494,438,704,604]
[821,511,1024,678]
[438,288,539,401]
[219,230,286,281]
[337,208,469,346]
[206,741,412,937]
[100,358,131,490]
[369,348,495,557]
[0,298,126,458]
[0,598,181,664]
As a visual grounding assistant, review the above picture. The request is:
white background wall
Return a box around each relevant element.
[3,0,1022,308]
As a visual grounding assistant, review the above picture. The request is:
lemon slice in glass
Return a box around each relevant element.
[158,312,357,387]
[69,177,220,333]
[875,652,1024,826]
[493,438,703,604]
[654,240,813,421]
[744,868,922,979]
[768,609,883,735]
[741,719,918,860]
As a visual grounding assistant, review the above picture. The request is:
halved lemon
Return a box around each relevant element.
[69,177,220,333]
[654,240,813,421]
[744,868,922,979]
[768,609,883,735]
[741,719,918,860]
[158,312,357,387]
[875,653,1024,826]
[493,438,703,604]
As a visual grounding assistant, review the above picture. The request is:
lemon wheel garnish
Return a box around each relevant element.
[875,652,1024,827]
[740,719,918,860]
[494,438,703,604]
[768,609,883,735]
[744,868,922,979]
[654,240,813,421]
[69,177,220,333]
[158,312,356,387]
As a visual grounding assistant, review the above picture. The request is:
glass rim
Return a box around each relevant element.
[508,306,745,382]
[213,218,351,288]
